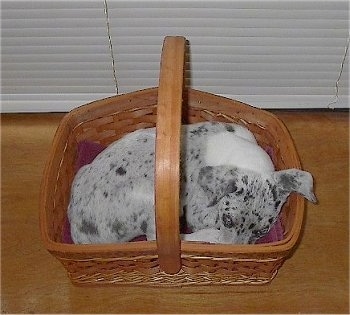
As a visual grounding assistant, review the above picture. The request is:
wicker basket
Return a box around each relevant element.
[40,36,304,286]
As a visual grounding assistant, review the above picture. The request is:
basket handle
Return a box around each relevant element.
[155,36,186,274]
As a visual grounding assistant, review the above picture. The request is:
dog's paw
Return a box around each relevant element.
[181,228,221,243]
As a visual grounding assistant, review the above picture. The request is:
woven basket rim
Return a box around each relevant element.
[40,230,303,255]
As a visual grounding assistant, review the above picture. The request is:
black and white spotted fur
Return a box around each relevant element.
[68,122,316,244]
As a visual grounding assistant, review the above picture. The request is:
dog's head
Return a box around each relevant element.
[198,166,316,244]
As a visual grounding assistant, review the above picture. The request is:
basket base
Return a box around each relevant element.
[66,268,281,287]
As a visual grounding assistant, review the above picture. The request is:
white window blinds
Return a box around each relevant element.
[1,0,349,112]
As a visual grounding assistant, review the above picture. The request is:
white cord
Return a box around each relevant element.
[103,0,119,94]
[327,37,349,109]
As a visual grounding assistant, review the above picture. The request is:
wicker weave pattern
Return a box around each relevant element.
[67,269,281,287]
[40,37,304,286]
[60,255,284,287]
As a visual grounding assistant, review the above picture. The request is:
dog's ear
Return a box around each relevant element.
[198,166,239,206]
[272,169,317,203]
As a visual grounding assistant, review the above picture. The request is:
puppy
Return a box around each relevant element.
[68,122,316,244]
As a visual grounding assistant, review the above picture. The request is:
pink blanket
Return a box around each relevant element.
[63,140,284,244]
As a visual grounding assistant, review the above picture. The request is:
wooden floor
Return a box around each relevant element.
[1,111,349,313]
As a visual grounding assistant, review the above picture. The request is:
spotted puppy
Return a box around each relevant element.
[68,121,316,244]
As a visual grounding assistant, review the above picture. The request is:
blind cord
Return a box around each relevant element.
[327,37,349,109]
[103,0,119,94]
